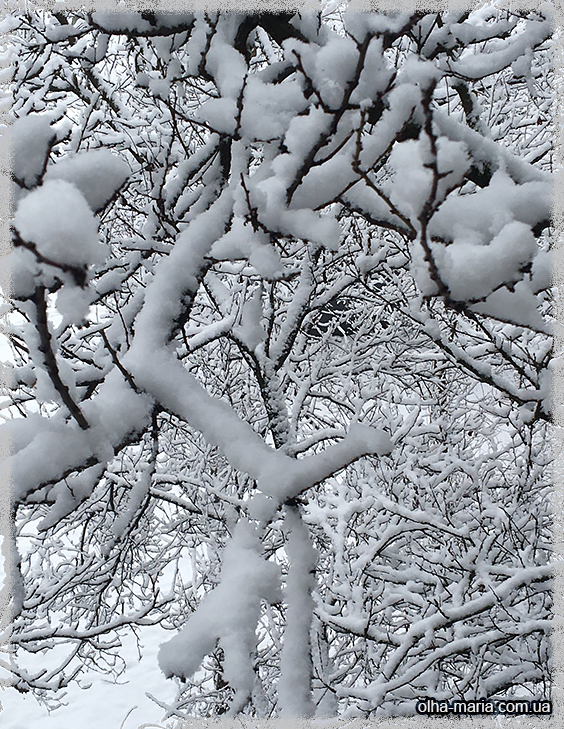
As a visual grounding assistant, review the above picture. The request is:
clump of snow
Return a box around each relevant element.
[350,11,414,37]
[135,71,150,87]
[55,283,95,325]
[472,281,546,331]
[397,55,442,88]
[0,419,97,502]
[258,165,342,248]
[152,36,172,63]
[247,493,277,522]
[311,35,359,108]
[241,75,306,140]
[387,251,409,269]
[11,114,55,188]
[284,107,331,160]
[289,150,355,211]
[44,150,130,213]
[511,49,532,78]
[38,464,105,531]
[281,208,341,251]
[440,221,537,301]
[14,180,105,266]
[388,140,433,220]
[84,369,153,447]
[429,169,550,243]
[436,138,469,193]
[407,165,551,324]
[196,98,238,134]
[211,218,283,277]
[530,250,552,293]
[185,18,210,75]
[205,34,247,99]
[158,521,281,712]
[346,423,393,455]
[235,288,265,351]
[211,218,259,260]
[350,36,394,103]
[111,466,151,540]
[355,248,388,275]
[448,17,551,80]
[148,77,171,99]
[0,247,38,299]
[249,244,283,278]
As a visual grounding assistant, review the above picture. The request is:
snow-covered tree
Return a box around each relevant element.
[0,4,553,719]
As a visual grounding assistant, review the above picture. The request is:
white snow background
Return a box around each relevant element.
[0,598,177,729]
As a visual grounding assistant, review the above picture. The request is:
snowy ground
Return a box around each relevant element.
[0,625,177,729]
[0,318,176,729]
[0,541,176,729]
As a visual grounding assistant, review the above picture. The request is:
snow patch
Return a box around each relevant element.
[11,114,55,188]
[14,180,105,267]
[45,150,130,213]
[158,521,281,712]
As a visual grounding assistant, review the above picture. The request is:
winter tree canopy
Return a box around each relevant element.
[0,3,554,721]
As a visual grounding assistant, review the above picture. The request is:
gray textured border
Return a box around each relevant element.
[0,0,14,712]
[0,1,561,727]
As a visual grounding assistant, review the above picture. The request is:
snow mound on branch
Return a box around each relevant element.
[411,169,551,327]
[472,283,546,331]
[388,140,433,219]
[158,521,281,709]
[397,55,442,88]
[55,283,96,324]
[197,98,238,134]
[241,75,306,140]
[11,114,55,188]
[256,424,393,503]
[14,180,105,266]
[235,288,266,351]
[440,221,537,301]
[148,78,171,99]
[0,247,37,299]
[311,35,360,108]
[346,422,393,455]
[206,34,247,99]
[429,170,551,243]
[38,465,105,531]
[44,150,130,213]
[85,369,153,445]
[284,106,331,161]
[211,218,282,277]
